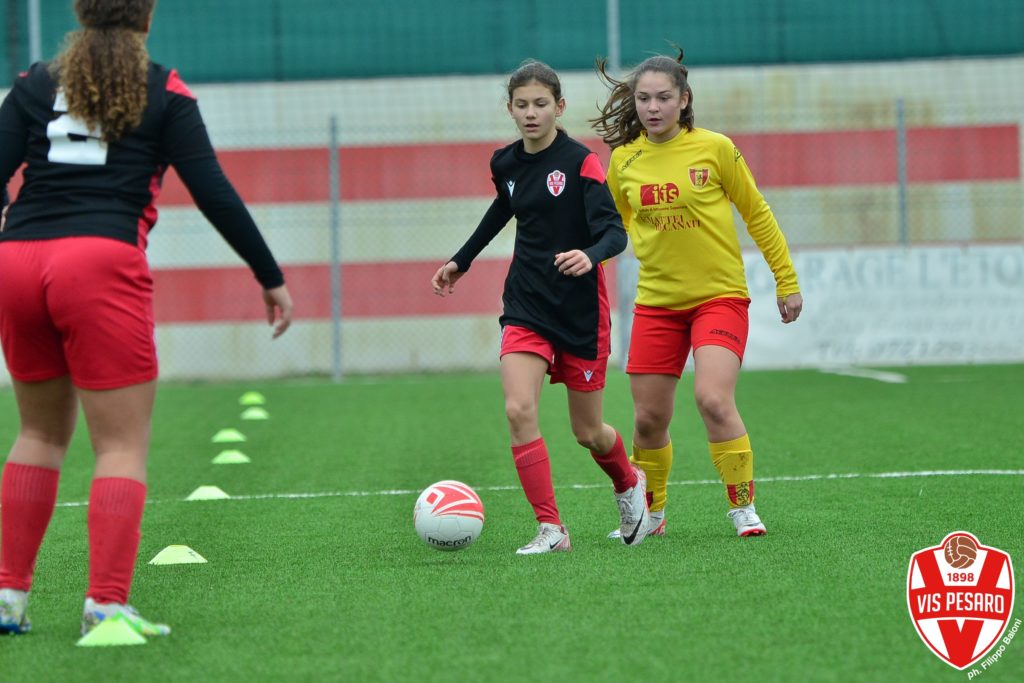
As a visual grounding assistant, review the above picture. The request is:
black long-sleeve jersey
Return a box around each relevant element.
[0,61,283,289]
[451,130,627,359]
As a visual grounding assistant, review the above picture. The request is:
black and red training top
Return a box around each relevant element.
[451,130,627,360]
[0,61,282,289]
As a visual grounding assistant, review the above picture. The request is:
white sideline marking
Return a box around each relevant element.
[49,469,1024,508]
[819,366,908,383]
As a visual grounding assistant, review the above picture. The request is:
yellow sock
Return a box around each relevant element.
[631,442,673,513]
[709,434,755,508]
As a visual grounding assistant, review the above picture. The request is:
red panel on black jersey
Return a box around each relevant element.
[450,130,626,359]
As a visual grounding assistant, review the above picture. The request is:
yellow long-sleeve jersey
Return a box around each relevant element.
[607,127,800,311]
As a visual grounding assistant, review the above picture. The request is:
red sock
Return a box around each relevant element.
[590,431,637,493]
[512,437,560,525]
[0,463,60,592]
[87,478,146,605]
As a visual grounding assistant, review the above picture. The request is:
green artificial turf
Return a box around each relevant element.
[1,364,1021,682]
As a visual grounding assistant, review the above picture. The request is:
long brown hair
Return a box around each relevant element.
[590,48,694,149]
[54,0,156,143]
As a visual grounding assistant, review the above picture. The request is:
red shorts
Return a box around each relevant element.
[626,298,750,377]
[0,237,158,390]
[499,325,608,392]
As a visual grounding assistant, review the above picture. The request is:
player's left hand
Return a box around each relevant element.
[263,284,294,338]
[554,250,593,277]
[778,292,803,323]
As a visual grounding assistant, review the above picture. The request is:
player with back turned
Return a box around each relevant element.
[432,60,651,554]
[0,0,293,637]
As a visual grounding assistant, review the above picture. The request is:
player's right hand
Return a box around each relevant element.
[431,261,464,296]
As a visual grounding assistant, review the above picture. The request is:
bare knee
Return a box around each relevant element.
[14,405,77,467]
[19,423,75,450]
[505,397,538,433]
[695,389,736,427]
[634,404,671,441]
[573,425,605,452]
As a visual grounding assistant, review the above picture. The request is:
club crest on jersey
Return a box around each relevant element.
[689,167,710,188]
[546,170,566,197]
[907,531,1015,670]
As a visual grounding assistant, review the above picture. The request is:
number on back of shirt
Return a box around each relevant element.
[46,91,108,165]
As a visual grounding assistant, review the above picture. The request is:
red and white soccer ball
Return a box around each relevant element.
[413,480,485,551]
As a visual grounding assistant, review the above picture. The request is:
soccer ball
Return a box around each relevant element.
[413,480,485,551]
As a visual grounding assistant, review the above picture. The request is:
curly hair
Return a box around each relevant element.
[53,0,156,143]
[590,47,694,149]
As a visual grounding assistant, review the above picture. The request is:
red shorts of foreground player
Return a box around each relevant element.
[0,236,158,389]
[500,325,608,392]
[626,297,750,377]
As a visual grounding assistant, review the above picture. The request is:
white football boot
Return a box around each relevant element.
[609,509,666,540]
[727,504,767,537]
[614,467,651,546]
[81,598,171,636]
[516,523,571,555]
[0,588,30,634]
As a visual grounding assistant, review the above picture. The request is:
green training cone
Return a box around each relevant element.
[212,450,251,464]
[211,428,246,443]
[149,545,208,565]
[239,391,266,406]
[240,407,269,421]
[76,614,147,647]
[185,486,230,501]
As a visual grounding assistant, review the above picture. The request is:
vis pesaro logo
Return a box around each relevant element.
[907,531,1015,670]
[546,170,566,197]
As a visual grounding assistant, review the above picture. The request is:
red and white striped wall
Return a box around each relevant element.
[1,57,1021,380]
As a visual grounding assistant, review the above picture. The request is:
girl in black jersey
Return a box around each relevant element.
[0,0,293,637]
[431,61,650,554]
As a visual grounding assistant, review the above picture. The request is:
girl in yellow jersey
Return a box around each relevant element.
[592,50,803,538]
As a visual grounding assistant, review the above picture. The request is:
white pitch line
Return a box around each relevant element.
[819,366,908,383]
[48,469,1024,508]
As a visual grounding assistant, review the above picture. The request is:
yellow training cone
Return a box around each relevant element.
[185,486,230,501]
[240,407,269,421]
[212,450,251,464]
[239,391,266,406]
[149,545,208,565]
[211,428,246,443]
[76,614,147,647]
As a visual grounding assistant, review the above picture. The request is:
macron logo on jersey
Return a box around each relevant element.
[506,179,515,197]
[583,369,594,382]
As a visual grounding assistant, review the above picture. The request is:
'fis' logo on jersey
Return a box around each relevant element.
[640,183,679,206]
[688,167,710,188]
[546,170,566,197]
[907,531,1015,670]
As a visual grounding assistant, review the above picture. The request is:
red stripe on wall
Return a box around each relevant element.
[153,260,619,323]
[729,126,1020,187]
[5,126,1018,204]
[154,259,496,322]
[174,125,1022,203]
